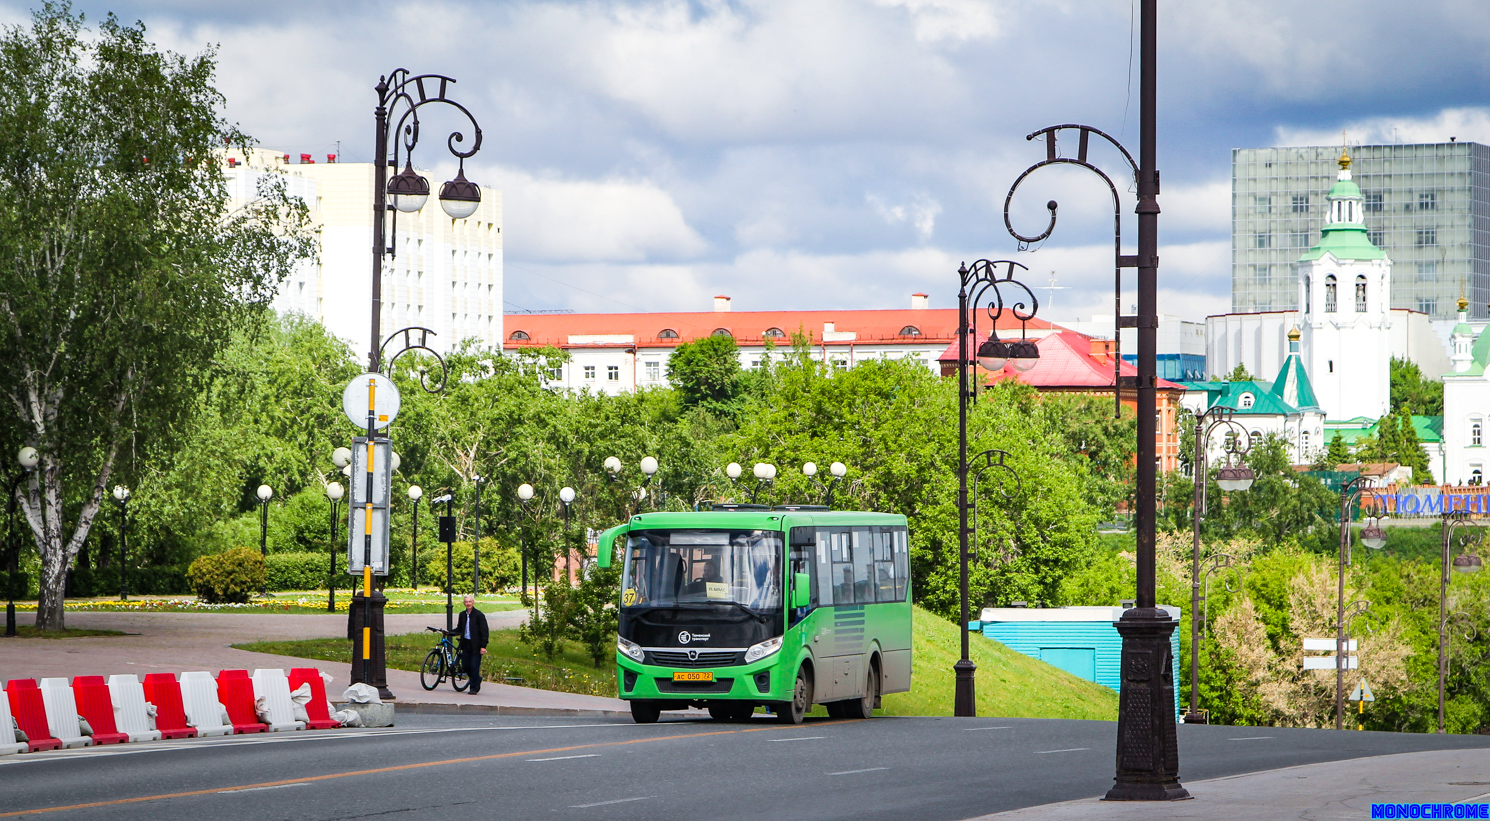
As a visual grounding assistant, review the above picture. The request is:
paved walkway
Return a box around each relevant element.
[970,748,1490,821]
[0,610,628,715]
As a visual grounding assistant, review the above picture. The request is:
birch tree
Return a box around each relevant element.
[0,5,313,628]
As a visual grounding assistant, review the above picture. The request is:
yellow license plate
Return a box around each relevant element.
[672,671,714,682]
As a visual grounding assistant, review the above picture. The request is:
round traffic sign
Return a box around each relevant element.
[342,373,401,430]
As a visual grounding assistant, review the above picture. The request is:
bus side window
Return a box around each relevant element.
[851,528,874,603]
[830,529,854,604]
[874,527,895,602]
[893,528,910,601]
[815,529,836,607]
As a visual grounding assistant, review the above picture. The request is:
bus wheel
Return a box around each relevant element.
[630,701,662,724]
[706,703,733,722]
[843,663,877,720]
[776,668,812,725]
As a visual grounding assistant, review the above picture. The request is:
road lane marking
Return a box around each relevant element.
[1034,748,1090,754]
[768,736,826,742]
[528,754,601,762]
[219,783,309,794]
[962,727,1011,731]
[829,767,889,776]
[570,797,652,808]
[0,720,864,817]
[1228,737,1274,741]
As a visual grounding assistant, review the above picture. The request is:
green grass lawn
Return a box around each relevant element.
[236,628,615,697]
[878,607,1118,720]
[9,626,129,638]
[241,606,1119,719]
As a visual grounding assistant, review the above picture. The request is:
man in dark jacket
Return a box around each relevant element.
[453,594,489,694]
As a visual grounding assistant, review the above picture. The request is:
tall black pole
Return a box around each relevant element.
[370,78,389,374]
[411,496,420,591]
[445,496,454,633]
[954,276,976,717]
[1186,415,1205,723]
[5,474,20,637]
[1107,0,1187,801]
[1337,485,1351,731]
[328,498,337,613]
[473,477,484,595]
[1438,515,1449,734]
[118,497,127,601]
[259,499,269,597]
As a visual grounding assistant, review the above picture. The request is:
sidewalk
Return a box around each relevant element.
[0,610,628,716]
[969,748,1490,821]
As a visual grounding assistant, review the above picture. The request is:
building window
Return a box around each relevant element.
[1417,229,1437,246]
[712,328,732,338]
[508,330,530,341]
[1355,275,1367,312]
[899,325,921,337]
[1254,232,1271,249]
[583,365,595,380]
[1291,231,1310,248]
[763,327,785,339]
[658,328,678,339]
[546,366,562,381]
[1365,192,1383,213]
[1325,275,1337,312]
[831,358,848,370]
[1254,196,1271,213]
[1420,192,1437,211]
[1473,420,1483,447]
[644,361,660,381]
[1239,392,1255,409]
[1302,430,1310,454]
[1418,297,1439,314]
[1304,276,1311,314]
[1292,195,1309,213]
[1367,229,1384,247]
[1473,466,1485,486]
[607,365,619,382]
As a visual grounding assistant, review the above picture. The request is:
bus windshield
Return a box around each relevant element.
[621,529,782,612]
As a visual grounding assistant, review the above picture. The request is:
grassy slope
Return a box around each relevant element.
[879,607,1118,720]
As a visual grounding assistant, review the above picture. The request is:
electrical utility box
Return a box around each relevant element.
[346,436,393,576]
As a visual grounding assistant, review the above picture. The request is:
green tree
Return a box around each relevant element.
[1356,409,1431,482]
[666,334,745,416]
[0,6,314,629]
[1390,357,1443,416]
[1323,432,1352,467]
[1223,364,1254,382]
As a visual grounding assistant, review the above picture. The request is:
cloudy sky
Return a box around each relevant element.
[8,0,1490,322]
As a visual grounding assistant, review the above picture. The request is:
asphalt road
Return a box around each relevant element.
[2,714,1488,820]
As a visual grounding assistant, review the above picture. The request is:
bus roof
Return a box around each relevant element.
[622,510,907,530]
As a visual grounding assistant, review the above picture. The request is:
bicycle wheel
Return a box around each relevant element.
[450,649,470,692]
[420,649,445,691]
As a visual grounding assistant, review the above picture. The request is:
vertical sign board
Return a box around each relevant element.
[347,436,392,575]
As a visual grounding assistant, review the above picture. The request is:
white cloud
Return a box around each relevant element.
[873,0,1003,43]
[1275,107,1490,148]
[494,168,708,263]
[867,193,943,242]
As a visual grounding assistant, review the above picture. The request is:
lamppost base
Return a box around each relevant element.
[349,590,395,701]
[953,659,977,717]
[1105,608,1189,802]
[4,601,14,637]
[1181,712,1208,725]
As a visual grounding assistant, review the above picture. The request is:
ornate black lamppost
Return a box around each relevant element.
[1436,511,1483,733]
[1004,0,1183,798]
[1333,475,1385,730]
[953,260,1040,718]
[802,462,848,508]
[256,484,273,597]
[6,447,39,636]
[325,479,344,612]
[472,474,486,595]
[517,483,535,604]
[558,486,576,582]
[968,449,1022,567]
[408,485,423,591]
[111,485,130,601]
[1184,410,1253,724]
[605,456,661,514]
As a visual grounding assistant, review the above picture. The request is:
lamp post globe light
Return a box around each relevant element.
[256,484,273,597]
[802,461,850,508]
[1183,409,1253,724]
[558,487,576,582]
[7,447,40,637]
[325,481,345,612]
[111,485,130,601]
[408,485,423,591]
[517,483,535,605]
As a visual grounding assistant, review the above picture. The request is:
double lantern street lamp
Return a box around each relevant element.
[803,462,848,508]
[325,479,345,612]
[1435,512,1483,734]
[111,485,130,601]
[1332,475,1387,731]
[1183,409,1254,725]
[408,485,423,591]
[559,486,577,582]
[7,446,40,637]
[605,456,660,512]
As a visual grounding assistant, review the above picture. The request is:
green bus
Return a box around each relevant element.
[597,506,912,724]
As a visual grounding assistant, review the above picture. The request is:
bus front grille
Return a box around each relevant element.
[655,677,735,695]
[645,650,742,668]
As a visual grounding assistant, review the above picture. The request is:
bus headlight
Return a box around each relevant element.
[744,636,783,664]
[617,635,644,663]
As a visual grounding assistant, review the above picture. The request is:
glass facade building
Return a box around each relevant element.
[1232,142,1490,319]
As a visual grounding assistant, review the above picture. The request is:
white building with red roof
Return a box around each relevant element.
[503,294,1060,394]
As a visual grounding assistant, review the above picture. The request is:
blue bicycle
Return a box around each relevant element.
[420,626,469,692]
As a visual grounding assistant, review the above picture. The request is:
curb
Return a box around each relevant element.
[372,701,630,718]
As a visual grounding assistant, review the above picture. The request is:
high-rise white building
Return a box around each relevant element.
[225,148,503,359]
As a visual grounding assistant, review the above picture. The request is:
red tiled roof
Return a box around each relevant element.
[503,308,1059,349]
[939,331,1184,390]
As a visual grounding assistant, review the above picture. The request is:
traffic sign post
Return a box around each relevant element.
[1302,638,1358,670]
[343,373,399,701]
[1349,680,1375,730]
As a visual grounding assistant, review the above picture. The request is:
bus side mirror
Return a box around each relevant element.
[792,572,810,609]
[596,524,630,568]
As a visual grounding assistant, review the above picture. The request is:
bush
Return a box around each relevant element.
[266,551,333,591]
[65,566,187,597]
[188,547,266,603]
[415,538,519,594]
[0,570,31,599]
